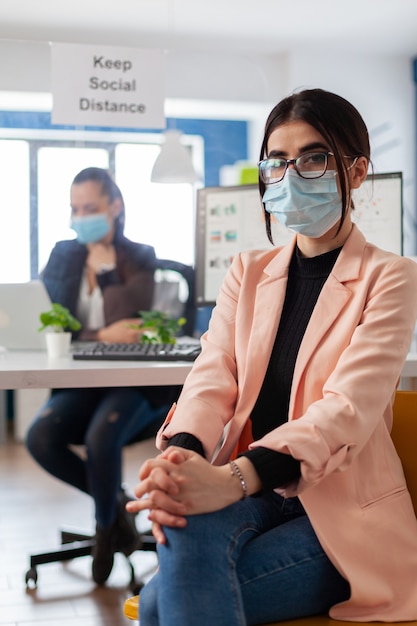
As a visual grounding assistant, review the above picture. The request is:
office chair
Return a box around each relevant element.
[124,390,417,624]
[25,260,196,590]
[152,258,196,338]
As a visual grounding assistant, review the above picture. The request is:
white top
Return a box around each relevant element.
[76,271,105,330]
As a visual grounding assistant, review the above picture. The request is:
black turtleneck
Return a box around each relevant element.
[169,245,342,491]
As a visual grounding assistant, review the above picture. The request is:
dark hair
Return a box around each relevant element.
[71,167,125,238]
[259,88,371,244]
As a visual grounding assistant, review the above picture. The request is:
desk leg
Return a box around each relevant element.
[0,390,6,445]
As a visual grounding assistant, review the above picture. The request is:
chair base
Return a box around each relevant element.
[25,527,157,592]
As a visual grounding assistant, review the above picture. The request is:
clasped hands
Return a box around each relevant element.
[126,447,243,544]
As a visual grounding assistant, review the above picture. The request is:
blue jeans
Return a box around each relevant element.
[26,387,168,528]
[140,492,350,626]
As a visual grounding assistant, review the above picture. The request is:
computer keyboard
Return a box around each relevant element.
[72,341,201,362]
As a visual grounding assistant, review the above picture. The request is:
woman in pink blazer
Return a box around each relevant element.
[128,89,417,625]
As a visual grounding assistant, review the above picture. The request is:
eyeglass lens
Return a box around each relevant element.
[259,152,329,184]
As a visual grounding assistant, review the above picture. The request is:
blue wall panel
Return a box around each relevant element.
[0,112,248,187]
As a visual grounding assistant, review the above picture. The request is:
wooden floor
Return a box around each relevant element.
[0,427,159,625]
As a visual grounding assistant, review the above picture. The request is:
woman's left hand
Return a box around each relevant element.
[127,447,244,524]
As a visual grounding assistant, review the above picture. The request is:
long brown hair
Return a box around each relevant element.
[259,88,371,244]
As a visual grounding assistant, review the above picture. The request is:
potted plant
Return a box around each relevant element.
[38,303,81,357]
[133,310,186,344]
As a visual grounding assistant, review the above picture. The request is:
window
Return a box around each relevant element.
[116,143,195,265]
[0,132,201,282]
[0,140,30,282]
[37,146,109,272]
[0,114,249,284]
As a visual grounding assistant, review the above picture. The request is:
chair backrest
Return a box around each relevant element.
[152,258,196,337]
[392,390,417,517]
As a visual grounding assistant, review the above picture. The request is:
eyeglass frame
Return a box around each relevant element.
[258,151,335,185]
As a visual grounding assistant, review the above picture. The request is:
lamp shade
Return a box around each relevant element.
[151,129,198,184]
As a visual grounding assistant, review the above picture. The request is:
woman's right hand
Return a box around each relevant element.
[96,318,142,343]
[126,447,257,543]
[126,451,189,544]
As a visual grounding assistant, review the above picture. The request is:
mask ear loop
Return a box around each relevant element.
[330,156,358,180]
[345,157,360,211]
[346,156,359,171]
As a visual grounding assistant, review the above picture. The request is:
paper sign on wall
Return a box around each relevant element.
[51,43,165,129]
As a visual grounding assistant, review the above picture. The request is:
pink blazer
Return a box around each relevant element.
[157,225,417,620]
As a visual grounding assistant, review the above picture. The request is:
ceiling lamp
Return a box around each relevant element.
[151,129,198,184]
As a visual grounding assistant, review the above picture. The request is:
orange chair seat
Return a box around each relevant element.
[124,595,139,620]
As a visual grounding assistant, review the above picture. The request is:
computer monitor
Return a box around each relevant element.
[195,172,403,307]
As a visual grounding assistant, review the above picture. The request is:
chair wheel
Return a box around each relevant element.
[25,567,38,588]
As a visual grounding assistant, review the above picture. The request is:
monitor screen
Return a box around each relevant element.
[195,172,403,307]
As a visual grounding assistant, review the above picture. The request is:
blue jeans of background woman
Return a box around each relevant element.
[140,492,350,626]
[26,387,168,528]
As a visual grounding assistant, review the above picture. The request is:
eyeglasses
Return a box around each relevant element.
[258,151,334,185]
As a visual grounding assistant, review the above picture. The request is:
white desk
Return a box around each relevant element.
[4,351,417,388]
[2,351,417,443]
[0,350,193,443]
[0,350,193,390]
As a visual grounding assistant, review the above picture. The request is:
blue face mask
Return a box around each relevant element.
[70,214,111,244]
[262,169,342,238]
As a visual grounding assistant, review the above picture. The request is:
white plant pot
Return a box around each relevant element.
[45,332,71,358]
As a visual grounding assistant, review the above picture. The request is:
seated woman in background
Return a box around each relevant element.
[128,89,417,625]
[26,167,174,585]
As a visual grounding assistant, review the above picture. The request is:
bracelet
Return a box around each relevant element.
[229,460,248,499]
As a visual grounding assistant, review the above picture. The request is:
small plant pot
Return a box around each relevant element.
[45,332,71,358]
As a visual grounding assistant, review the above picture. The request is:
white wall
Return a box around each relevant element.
[0,40,287,103]
[286,49,416,254]
[1,40,416,252]
[0,41,50,92]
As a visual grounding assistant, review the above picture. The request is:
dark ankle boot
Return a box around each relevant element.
[92,525,115,585]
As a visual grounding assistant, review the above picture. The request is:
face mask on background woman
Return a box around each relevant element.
[70,214,111,244]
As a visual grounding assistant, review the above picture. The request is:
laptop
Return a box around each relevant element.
[0,280,52,351]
